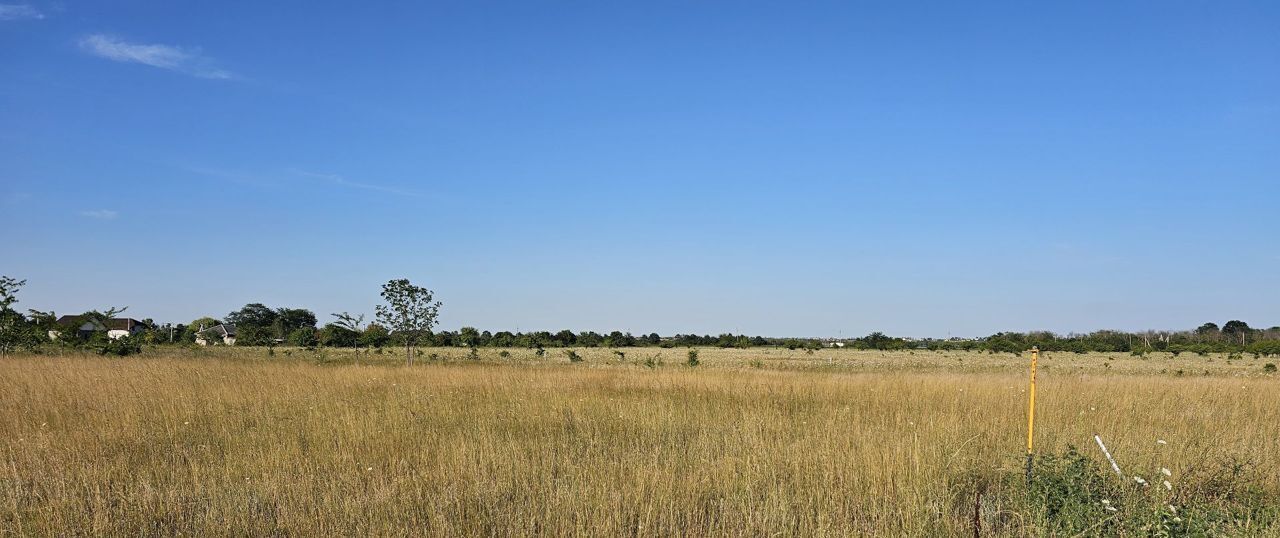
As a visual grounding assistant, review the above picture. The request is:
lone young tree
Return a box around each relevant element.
[375,279,441,365]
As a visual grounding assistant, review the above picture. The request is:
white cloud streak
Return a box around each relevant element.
[79,209,119,220]
[184,166,431,200]
[291,169,423,198]
[79,34,233,79]
[0,4,43,20]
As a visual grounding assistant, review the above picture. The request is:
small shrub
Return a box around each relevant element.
[99,336,142,357]
[613,350,626,361]
[498,350,510,359]
[565,350,583,363]
[749,359,764,369]
[467,346,479,360]
[686,349,699,367]
[1025,446,1122,534]
[1265,363,1277,373]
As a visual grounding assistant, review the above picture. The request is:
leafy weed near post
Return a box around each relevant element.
[966,447,1279,536]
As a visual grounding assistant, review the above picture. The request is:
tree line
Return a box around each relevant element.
[2,275,1278,358]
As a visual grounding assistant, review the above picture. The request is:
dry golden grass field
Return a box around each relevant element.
[2,347,1278,536]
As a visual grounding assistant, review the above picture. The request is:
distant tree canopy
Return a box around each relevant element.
[225,303,318,345]
[189,317,221,331]
[226,303,276,329]
[2,276,1277,359]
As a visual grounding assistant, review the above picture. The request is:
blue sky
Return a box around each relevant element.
[2,1,1277,337]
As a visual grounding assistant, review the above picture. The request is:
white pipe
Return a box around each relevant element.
[1094,434,1123,478]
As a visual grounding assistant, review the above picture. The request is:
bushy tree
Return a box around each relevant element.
[318,324,358,347]
[1195,322,1221,339]
[375,279,442,365]
[490,330,516,347]
[274,308,317,337]
[554,329,577,346]
[1222,320,1251,345]
[459,326,481,347]
[0,276,38,354]
[288,327,318,347]
[226,304,276,331]
[359,323,390,348]
[235,325,274,346]
[577,331,603,347]
[189,316,221,335]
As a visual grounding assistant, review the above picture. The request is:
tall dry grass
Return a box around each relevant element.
[2,352,1277,535]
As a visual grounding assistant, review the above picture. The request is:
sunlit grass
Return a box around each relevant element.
[2,350,1276,535]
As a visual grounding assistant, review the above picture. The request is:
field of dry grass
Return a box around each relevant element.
[2,348,1277,535]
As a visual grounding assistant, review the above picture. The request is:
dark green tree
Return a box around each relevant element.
[1195,322,1221,339]
[226,304,277,331]
[0,276,36,354]
[555,329,577,346]
[359,323,391,348]
[459,326,481,347]
[1222,320,1251,345]
[318,324,358,347]
[288,327,318,347]
[273,308,317,338]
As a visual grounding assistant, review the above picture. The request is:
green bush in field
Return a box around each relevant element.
[986,447,1279,536]
[99,335,142,357]
[1247,340,1280,357]
[288,327,317,347]
[686,349,699,367]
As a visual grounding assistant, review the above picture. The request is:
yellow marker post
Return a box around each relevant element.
[1025,346,1039,483]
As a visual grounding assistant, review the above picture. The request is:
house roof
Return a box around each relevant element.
[56,315,149,331]
[196,323,237,337]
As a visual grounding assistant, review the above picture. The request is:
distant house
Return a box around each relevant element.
[195,324,237,346]
[52,315,150,340]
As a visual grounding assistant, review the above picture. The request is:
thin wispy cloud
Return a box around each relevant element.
[79,34,234,79]
[291,169,423,198]
[0,4,43,20]
[183,166,278,187]
[184,165,429,199]
[79,209,119,220]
